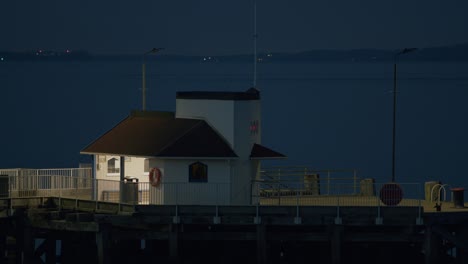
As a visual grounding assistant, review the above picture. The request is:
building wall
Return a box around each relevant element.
[95,155,153,183]
[230,100,262,205]
[176,99,235,147]
[234,100,262,155]
[93,154,232,205]
[152,159,231,205]
[175,98,262,205]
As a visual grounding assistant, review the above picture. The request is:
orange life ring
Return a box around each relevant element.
[149,167,162,187]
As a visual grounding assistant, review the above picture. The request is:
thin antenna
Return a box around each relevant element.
[253,0,258,89]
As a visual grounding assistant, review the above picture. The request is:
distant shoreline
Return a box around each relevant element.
[2,43,468,62]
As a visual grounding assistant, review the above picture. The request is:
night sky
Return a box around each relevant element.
[2,0,468,55]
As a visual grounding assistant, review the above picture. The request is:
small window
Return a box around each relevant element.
[189,162,208,182]
[107,158,120,174]
[144,159,150,173]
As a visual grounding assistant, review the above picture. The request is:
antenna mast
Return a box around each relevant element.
[253,0,258,89]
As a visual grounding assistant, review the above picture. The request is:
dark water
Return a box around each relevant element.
[1,59,468,187]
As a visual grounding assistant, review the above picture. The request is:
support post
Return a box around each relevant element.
[20,226,34,264]
[330,225,343,264]
[13,210,34,264]
[45,237,56,264]
[96,225,111,264]
[0,235,5,264]
[119,156,125,203]
[425,226,441,264]
[256,224,267,264]
[169,224,179,263]
[456,227,468,264]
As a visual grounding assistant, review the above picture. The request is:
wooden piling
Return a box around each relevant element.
[96,225,111,264]
[425,226,442,264]
[456,226,468,264]
[45,237,56,264]
[330,225,343,264]
[0,235,5,263]
[256,224,267,264]
[169,224,179,263]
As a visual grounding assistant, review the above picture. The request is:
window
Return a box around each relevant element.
[107,158,120,174]
[189,162,208,182]
[144,159,150,173]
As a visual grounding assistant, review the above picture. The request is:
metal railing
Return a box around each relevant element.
[253,181,423,207]
[0,168,426,209]
[94,180,230,205]
[0,168,92,198]
[0,167,429,225]
[260,167,360,195]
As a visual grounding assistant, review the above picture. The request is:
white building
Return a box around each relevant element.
[81,88,285,205]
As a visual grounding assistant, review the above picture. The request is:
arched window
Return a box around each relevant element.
[189,162,208,182]
[107,158,120,174]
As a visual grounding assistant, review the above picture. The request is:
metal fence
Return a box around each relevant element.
[0,168,92,198]
[253,181,423,207]
[0,168,427,209]
[260,167,360,195]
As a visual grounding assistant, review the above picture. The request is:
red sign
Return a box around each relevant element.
[379,183,403,206]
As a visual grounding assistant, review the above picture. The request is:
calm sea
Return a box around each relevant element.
[1,59,468,187]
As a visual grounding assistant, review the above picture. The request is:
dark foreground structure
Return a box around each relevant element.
[0,197,467,264]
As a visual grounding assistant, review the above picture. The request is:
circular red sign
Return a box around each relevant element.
[379,183,403,206]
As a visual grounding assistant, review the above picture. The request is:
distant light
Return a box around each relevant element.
[66,49,70,53]
[0,57,3,61]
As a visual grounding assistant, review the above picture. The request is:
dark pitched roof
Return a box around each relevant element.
[176,88,260,101]
[250,143,287,159]
[81,111,238,158]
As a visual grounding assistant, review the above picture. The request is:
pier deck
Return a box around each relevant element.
[1,196,467,264]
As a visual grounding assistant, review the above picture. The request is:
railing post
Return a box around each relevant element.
[36,169,39,197]
[416,183,424,225]
[75,178,78,209]
[95,180,99,211]
[335,196,342,224]
[304,167,307,194]
[216,183,219,206]
[175,183,179,205]
[95,179,99,201]
[254,203,261,224]
[327,171,331,195]
[173,204,180,224]
[375,184,383,225]
[213,183,221,224]
[277,182,281,205]
[59,176,62,211]
[294,184,301,224]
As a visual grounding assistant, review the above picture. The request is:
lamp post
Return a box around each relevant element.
[142,48,164,111]
[391,48,417,182]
